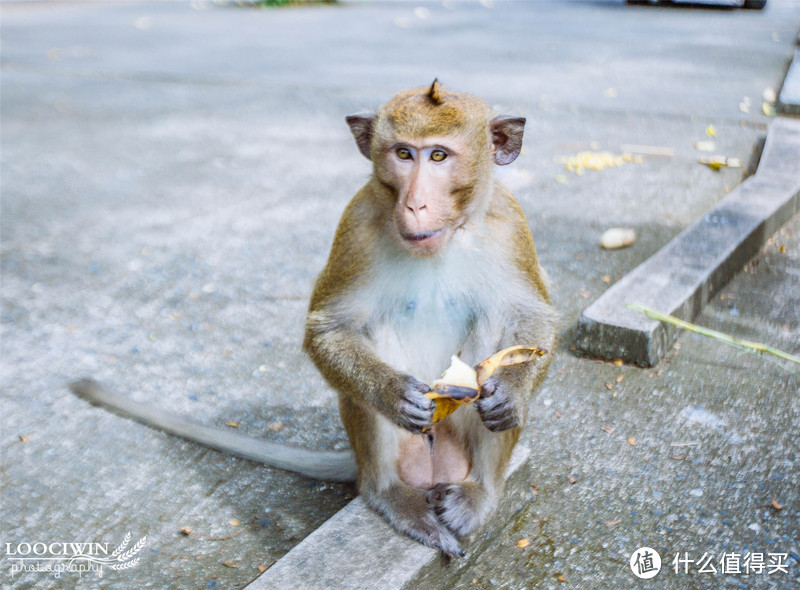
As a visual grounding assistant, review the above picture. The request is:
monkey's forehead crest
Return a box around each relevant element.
[381,81,491,138]
[428,78,444,105]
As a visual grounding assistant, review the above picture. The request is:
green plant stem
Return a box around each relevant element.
[627,303,800,370]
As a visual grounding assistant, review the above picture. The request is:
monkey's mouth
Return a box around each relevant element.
[401,228,445,244]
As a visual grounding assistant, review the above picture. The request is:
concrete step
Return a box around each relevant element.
[576,117,800,366]
[247,445,533,590]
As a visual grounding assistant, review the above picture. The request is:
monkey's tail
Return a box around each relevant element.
[69,378,358,483]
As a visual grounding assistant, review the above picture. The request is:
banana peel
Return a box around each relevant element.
[475,345,548,385]
[425,345,547,424]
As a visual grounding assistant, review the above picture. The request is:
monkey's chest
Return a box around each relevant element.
[368,289,477,383]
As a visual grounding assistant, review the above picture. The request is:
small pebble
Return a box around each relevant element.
[600,227,636,250]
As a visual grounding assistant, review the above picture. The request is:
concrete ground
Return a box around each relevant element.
[1,1,799,588]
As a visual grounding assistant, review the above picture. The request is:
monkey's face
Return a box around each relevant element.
[380,135,481,257]
[345,83,526,259]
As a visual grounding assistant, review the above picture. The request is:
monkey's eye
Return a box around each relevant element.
[430,149,447,162]
[396,147,413,160]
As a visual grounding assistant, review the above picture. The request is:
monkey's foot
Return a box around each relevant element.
[426,481,488,538]
[364,483,464,558]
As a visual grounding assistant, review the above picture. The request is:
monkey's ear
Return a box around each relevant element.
[345,113,376,161]
[490,116,526,166]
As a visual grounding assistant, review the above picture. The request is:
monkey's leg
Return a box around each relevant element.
[425,408,519,538]
[339,395,463,557]
[367,480,464,558]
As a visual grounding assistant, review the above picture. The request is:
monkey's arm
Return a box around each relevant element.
[304,189,435,433]
[476,190,557,431]
[304,316,434,434]
[477,343,553,431]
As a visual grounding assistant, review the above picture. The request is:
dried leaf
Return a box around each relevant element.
[771,498,783,510]
[602,425,615,435]
[268,423,284,430]
[558,575,567,582]
[627,437,637,446]
[602,275,611,283]
[18,434,29,443]
[615,375,624,383]
[612,359,624,367]
[530,484,539,496]
[222,560,238,568]
[516,537,530,548]
[604,519,621,527]
[228,519,241,527]
[180,527,194,536]
[225,421,240,428]
[258,565,268,573]
[568,475,577,484]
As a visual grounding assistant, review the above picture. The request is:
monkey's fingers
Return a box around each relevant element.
[397,381,435,433]
[475,390,520,432]
[475,345,547,385]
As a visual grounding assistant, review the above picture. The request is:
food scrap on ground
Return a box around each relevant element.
[557,150,643,175]
[600,227,636,250]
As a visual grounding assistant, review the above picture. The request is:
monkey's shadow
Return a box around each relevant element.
[169,398,356,559]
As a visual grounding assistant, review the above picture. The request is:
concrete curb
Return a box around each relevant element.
[246,445,532,589]
[576,117,800,366]
[778,47,800,115]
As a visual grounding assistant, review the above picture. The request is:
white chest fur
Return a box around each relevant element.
[348,228,514,383]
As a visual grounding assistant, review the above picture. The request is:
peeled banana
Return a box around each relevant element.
[424,345,547,424]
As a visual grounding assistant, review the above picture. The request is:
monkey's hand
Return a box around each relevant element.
[391,375,435,434]
[475,365,527,432]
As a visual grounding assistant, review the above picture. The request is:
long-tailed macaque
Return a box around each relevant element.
[304,80,556,556]
[69,81,555,559]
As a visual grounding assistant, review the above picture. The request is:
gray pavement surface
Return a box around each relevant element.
[576,117,800,366]
[2,1,800,589]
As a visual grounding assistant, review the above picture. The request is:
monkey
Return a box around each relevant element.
[303,80,556,557]
[69,80,555,559]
